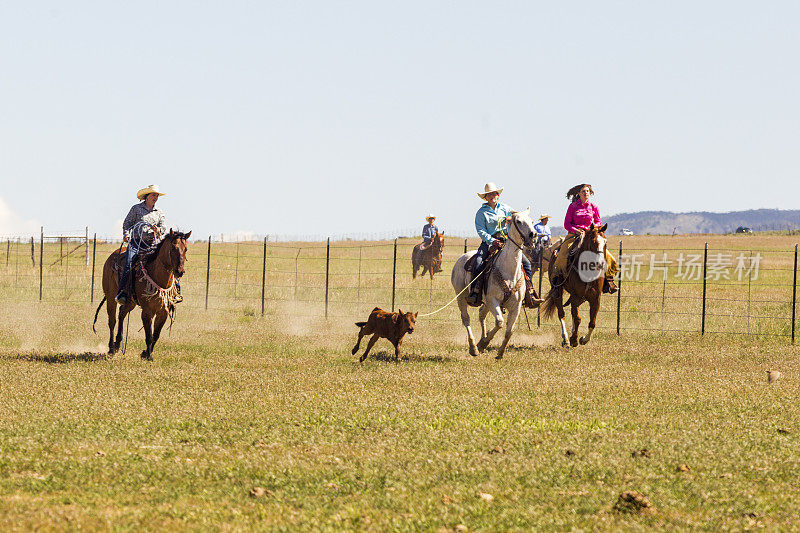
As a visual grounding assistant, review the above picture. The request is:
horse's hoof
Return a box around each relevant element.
[141,351,153,361]
[469,346,479,357]
[561,339,569,348]
[570,340,579,348]
[579,337,589,345]
[495,354,504,361]
[477,339,488,352]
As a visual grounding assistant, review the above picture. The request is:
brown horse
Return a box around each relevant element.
[412,232,444,279]
[541,223,608,347]
[93,230,191,360]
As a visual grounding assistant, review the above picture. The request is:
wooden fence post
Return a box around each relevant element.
[261,237,267,317]
[537,251,543,327]
[391,238,397,311]
[85,226,89,266]
[205,236,211,311]
[90,234,97,302]
[325,237,330,319]
[701,242,708,335]
[30,237,35,266]
[617,241,622,335]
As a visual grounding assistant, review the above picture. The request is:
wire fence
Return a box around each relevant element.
[0,230,797,343]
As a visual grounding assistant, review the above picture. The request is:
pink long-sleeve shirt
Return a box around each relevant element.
[564,201,602,234]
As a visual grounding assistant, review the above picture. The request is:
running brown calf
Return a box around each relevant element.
[352,307,417,362]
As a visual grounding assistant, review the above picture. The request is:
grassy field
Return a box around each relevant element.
[0,234,798,530]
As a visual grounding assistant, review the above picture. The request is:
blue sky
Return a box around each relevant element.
[2,1,798,239]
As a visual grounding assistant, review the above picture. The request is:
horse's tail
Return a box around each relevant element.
[92,297,107,333]
[541,285,562,320]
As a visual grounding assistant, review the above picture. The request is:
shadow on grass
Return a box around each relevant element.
[2,351,110,364]
[359,350,458,364]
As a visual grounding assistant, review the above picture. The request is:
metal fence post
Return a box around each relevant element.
[205,236,211,311]
[792,243,797,344]
[261,237,267,317]
[39,227,43,301]
[701,242,708,335]
[30,237,35,266]
[90,233,97,302]
[464,238,468,253]
[537,251,543,327]
[617,241,622,335]
[325,237,330,319]
[391,238,397,311]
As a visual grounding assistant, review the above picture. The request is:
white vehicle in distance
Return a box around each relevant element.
[621,228,634,236]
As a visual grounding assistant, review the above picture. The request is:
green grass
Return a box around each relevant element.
[0,234,799,530]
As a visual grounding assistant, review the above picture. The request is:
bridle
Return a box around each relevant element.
[505,215,535,253]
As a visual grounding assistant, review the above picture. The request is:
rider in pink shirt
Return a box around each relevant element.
[564,200,602,234]
[553,183,618,293]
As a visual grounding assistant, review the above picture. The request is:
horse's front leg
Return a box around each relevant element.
[580,297,600,345]
[140,309,154,361]
[496,299,521,360]
[477,300,504,352]
[147,310,169,360]
[570,302,581,348]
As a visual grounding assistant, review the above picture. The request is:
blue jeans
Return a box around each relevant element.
[472,242,532,282]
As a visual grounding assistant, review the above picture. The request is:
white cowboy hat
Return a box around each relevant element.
[137,184,166,201]
[477,182,503,200]
[425,214,436,221]
[539,214,551,221]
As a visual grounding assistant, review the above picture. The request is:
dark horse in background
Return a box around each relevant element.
[541,223,608,347]
[412,232,445,279]
[93,230,191,360]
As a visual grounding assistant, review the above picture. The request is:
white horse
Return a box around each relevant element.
[451,208,537,360]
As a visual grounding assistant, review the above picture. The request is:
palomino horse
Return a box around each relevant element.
[451,209,537,360]
[541,223,608,347]
[93,230,191,360]
[412,232,445,279]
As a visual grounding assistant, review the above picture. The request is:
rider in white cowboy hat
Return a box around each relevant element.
[534,213,552,245]
[115,184,172,304]
[468,182,541,308]
[420,214,439,249]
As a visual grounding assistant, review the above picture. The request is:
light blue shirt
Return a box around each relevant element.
[475,202,513,244]
[534,222,551,237]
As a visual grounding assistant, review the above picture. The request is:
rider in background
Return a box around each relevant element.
[421,215,438,249]
[552,183,618,293]
[468,182,539,308]
[534,214,552,246]
[116,184,168,304]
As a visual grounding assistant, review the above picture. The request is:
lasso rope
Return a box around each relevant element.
[416,272,481,318]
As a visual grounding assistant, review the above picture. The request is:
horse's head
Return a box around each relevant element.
[581,223,608,255]
[434,232,444,249]
[158,229,192,278]
[508,208,537,248]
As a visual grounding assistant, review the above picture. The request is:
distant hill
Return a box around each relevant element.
[604,209,800,235]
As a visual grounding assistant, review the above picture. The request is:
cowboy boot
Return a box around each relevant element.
[523,273,545,308]
[174,278,184,303]
[466,272,483,307]
[115,263,131,304]
[602,276,618,294]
